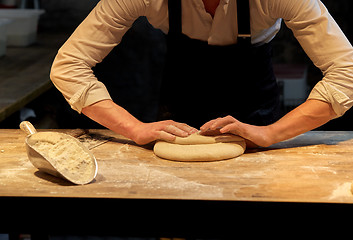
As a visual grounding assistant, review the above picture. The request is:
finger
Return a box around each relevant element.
[220,122,241,135]
[157,130,176,142]
[200,119,219,132]
[200,129,222,136]
[164,124,189,137]
[210,116,236,130]
[173,122,198,134]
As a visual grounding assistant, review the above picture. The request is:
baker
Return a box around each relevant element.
[51,0,353,147]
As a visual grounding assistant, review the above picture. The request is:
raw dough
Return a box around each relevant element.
[154,133,246,162]
[169,133,244,145]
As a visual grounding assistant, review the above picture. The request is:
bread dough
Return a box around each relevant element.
[154,141,246,162]
[154,133,246,162]
[170,133,244,145]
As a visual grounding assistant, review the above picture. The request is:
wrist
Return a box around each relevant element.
[261,124,276,147]
[237,121,275,148]
[122,120,144,142]
[82,100,144,140]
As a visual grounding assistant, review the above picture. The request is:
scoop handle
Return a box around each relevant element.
[20,121,37,135]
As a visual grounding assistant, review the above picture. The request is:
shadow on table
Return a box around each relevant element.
[246,131,353,154]
[34,171,75,186]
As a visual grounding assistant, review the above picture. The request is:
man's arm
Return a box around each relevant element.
[50,0,147,114]
[82,100,197,145]
[272,0,353,117]
[51,0,197,144]
[201,0,353,147]
[200,99,336,147]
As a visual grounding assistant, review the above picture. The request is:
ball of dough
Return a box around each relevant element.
[170,133,244,145]
[154,133,246,162]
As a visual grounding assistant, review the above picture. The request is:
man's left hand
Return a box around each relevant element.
[200,115,273,148]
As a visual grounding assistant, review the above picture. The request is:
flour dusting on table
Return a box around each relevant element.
[329,182,353,201]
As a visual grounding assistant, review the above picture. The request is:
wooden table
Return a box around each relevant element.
[1,129,353,237]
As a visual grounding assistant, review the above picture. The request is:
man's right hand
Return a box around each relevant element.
[131,120,198,145]
[82,99,197,145]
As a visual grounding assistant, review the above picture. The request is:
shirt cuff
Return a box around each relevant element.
[68,81,112,113]
[308,81,353,118]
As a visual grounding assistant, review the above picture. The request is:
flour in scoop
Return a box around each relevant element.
[30,132,95,184]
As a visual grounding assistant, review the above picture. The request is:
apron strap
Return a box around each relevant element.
[168,0,251,42]
[237,0,251,40]
[168,0,182,36]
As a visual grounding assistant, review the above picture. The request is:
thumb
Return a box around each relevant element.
[220,122,242,135]
[157,130,177,142]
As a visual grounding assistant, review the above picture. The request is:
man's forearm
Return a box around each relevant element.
[81,99,197,145]
[201,99,337,148]
[266,99,337,145]
[82,99,142,140]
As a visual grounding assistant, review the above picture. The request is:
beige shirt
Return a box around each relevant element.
[51,0,353,117]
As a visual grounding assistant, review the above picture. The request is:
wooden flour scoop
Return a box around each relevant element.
[20,121,98,185]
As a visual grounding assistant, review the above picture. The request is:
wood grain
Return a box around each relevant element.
[1,129,353,203]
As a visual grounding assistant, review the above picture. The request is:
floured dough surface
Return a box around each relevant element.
[170,133,244,145]
[154,133,246,162]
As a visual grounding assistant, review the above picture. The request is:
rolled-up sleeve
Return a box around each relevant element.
[271,0,353,117]
[50,0,148,113]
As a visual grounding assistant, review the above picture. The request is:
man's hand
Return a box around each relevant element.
[200,116,272,148]
[82,99,197,145]
[200,100,337,148]
[131,120,198,145]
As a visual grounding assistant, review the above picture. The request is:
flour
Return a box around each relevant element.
[328,182,353,201]
[29,132,96,184]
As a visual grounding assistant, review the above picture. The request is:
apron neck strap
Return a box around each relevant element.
[168,0,182,36]
[168,0,251,42]
[237,0,251,40]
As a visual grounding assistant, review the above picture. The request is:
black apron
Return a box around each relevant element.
[160,0,281,128]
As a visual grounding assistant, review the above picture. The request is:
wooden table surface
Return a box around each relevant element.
[1,129,353,204]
